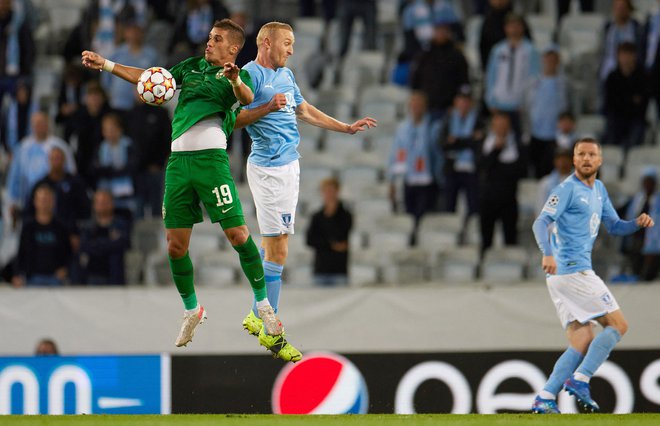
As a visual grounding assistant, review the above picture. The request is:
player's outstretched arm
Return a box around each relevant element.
[296,101,377,134]
[81,50,144,84]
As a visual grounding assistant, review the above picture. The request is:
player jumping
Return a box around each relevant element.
[81,19,286,351]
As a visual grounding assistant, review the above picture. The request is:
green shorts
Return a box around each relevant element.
[162,149,245,230]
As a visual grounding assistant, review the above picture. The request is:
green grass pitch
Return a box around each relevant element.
[3,414,660,426]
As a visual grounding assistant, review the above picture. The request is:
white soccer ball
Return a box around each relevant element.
[137,66,176,106]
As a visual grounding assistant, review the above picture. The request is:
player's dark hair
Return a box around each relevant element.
[573,137,601,154]
[214,19,246,50]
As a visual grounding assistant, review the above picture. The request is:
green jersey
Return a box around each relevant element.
[168,56,253,142]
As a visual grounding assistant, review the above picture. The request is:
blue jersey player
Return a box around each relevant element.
[235,22,377,362]
[531,138,654,414]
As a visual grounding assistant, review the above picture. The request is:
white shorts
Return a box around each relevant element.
[247,160,300,236]
[546,270,620,329]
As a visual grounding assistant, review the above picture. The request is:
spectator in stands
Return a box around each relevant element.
[478,0,513,71]
[35,338,59,356]
[337,0,377,57]
[439,85,484,219]
[478,112,525,255]
[644,2,660,118]
[63,6,98,65]
[603,42,648,151]
[70,82,112,187]
[334,0,378,84]
[599,0,643,84]
[410,18,469,121]
[306,177,353,287]
[12,184,72,287]
[55,64,87,143]
[556,111,577,150]
[102,19,158,113]
[92,112,137,213]
[619,166,660,281]
[485,12,540,137]
[402,0,464,56]
[168,0,229,59]
[231,9,257,68]
[26,146,90,232]
[87,0,148,59]
[1,79,36,154]
[126,92,170,218]
[6,111,76,228]
[0,0,35,105]
[535,148,573,214]
[525,44,568,179]
[78,189,130,285]
[388,91,443,246]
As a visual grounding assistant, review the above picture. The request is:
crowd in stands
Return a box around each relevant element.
[1,0,660,288]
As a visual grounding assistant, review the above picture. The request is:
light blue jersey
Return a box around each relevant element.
[533,174,639,275]
[242,61,305,167]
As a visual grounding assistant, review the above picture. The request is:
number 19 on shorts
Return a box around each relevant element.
[212,185,233,207]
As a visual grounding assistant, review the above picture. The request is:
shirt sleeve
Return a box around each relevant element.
[290,70,305,105]
[241,65,260,110]
[168,57,193,87]
[600,183,640,235]
[532,182,574,255]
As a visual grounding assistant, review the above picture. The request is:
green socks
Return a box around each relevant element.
[233,235,268,301]
[169,252,198,310]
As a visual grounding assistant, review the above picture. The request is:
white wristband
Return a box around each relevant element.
[102,59,115,73]
[229,75,242,88]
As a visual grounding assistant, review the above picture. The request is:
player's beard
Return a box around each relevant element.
[576,165,598,180]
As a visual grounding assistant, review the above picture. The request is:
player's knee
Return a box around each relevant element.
[225,225,249,246]
[167,239,187,259]
[615,319,629,336]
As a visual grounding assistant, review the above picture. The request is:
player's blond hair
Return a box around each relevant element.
[257,22,294,46]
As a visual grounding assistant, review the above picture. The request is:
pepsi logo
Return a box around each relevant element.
[272,352,369,414]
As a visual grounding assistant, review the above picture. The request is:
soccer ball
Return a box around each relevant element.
[137,67,176,106]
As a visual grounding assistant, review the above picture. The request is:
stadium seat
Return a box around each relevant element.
[124,249,145,285]
[382,248,429,285]
[480,247,529,283]
[558,13,605,58]
[600,145,625,182]
[518,178,541,220]
[576,114,606,139]
[417,213,464,255]
[527,14,556,51]
[432,245,480,283]
[195,251,239,287]
[132,218,166,257]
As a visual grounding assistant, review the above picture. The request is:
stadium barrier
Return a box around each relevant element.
[2,350,660,414]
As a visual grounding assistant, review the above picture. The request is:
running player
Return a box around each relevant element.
[235,22,377,362]
[531,137,654,413]
[81,19,286,349]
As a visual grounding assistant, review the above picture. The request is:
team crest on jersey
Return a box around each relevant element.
[216,70,224,80]
[282,213,292,227]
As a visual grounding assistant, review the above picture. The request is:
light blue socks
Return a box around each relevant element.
[543,347,584,396]
[575,326,622,379]
[252,260,283,315]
